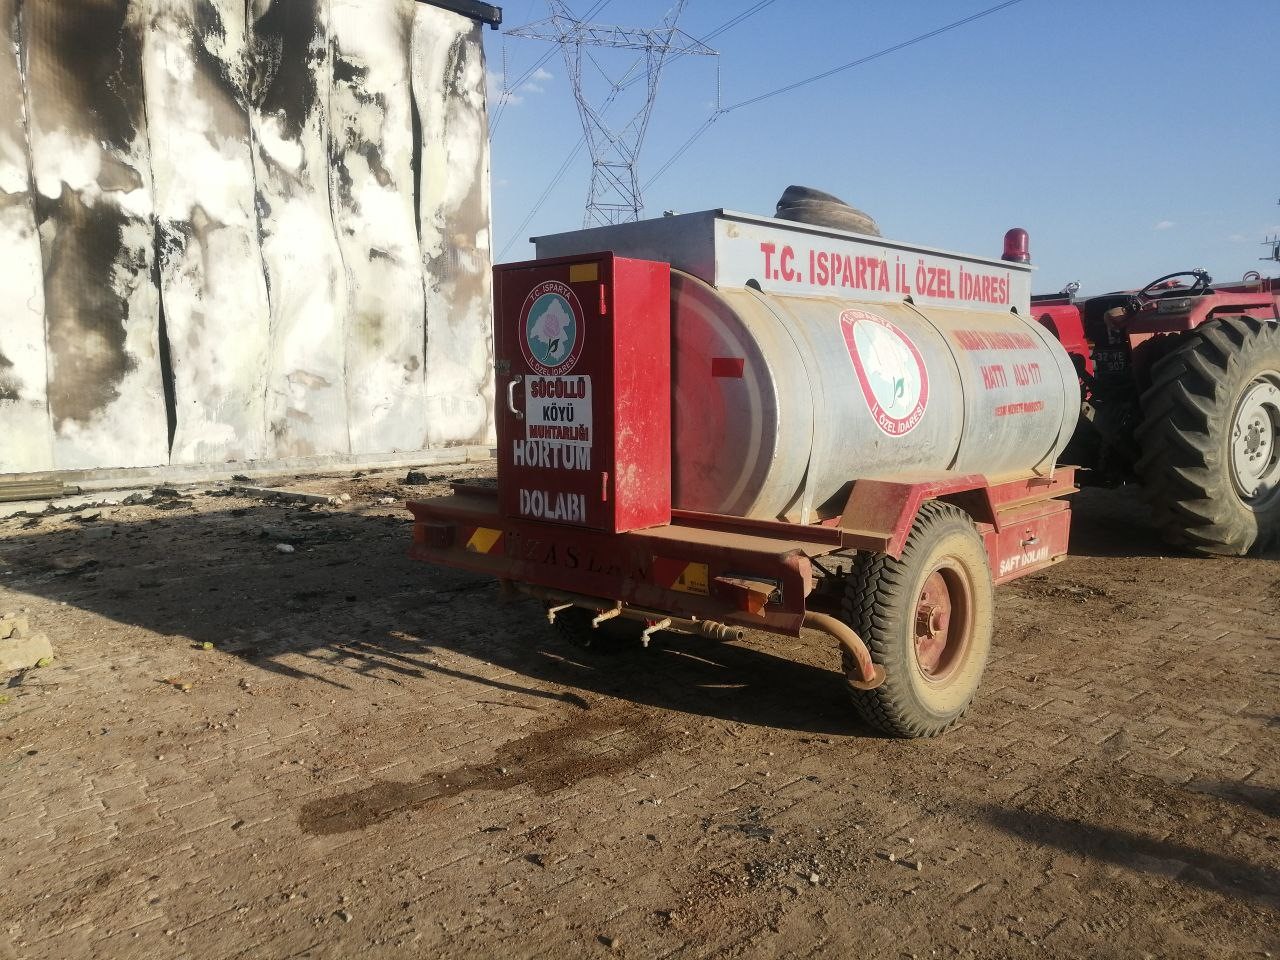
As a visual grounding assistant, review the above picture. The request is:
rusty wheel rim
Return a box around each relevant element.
[912,561,973,684]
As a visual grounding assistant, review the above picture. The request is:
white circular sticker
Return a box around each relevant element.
[839,308,930,437]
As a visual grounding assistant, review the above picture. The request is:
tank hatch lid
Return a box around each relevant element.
[533,209,1033,313]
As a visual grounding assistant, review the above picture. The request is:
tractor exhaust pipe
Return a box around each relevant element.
[803,612,886,691]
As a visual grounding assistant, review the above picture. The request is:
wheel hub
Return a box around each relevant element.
[1230,375,1280,505]
[913,568,970,681]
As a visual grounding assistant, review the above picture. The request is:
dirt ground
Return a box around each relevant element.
[0,463,1276,960]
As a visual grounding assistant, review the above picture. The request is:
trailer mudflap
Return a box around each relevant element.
[409,491,820,635]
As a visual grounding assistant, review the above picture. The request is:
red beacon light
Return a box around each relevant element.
[1002,227,1031,264]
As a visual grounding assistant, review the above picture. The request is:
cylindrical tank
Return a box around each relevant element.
[670,271,1080,521]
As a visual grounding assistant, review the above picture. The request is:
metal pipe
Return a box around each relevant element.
[803,612,885,691]
[697,620,745,641]
[592,604,622,628]
[518,585,744,642]
[640,618,671,647]
[545,602,574,624]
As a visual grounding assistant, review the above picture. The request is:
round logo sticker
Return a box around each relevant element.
[839,309,929,437]
[520,281,585,376]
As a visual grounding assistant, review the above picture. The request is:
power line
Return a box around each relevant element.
[492,0,614,134]
[508,0,716,226]
[645,0,1033,188]
[643,114,718,189]
[617,0,779,92]
[498,138,587,261]
[701,0,780,43]
[727,0,1029,111]
[495,0,784,253]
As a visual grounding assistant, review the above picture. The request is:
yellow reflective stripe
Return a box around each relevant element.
[466,527,503,554]
[568,262,598,283]
[671,562,709,595]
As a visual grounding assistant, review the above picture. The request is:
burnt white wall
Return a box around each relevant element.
[0,0,494,476]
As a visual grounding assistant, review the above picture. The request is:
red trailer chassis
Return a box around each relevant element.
[408,467,1075,689]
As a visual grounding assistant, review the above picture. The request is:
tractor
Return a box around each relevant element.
[1033,270,1280,555]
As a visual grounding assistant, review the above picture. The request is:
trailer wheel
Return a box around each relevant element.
[1135,316,1280,555]
[840,501,995,738]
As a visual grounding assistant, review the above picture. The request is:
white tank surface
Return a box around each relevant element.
[534,209,1080,522]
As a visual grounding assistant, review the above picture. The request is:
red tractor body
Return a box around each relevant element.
[1034,271,1280,555]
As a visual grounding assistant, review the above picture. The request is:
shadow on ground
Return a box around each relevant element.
[2,484,1274,736]
[977,798,1280,907]
[0,496,859,736]
[1066,483,1280,561]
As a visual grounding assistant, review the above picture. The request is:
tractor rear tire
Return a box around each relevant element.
[840,501,995,738]
[1135,316,1280,555]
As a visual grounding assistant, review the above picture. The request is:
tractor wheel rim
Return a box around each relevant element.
[1230,374,1280,507]
[912,563,972,683]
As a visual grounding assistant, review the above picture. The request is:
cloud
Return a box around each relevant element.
[486,67,554,106]
[1227,233,1251,243]
[523,67,554,94]
[487,70,522,106]
[1154,220,1175,231]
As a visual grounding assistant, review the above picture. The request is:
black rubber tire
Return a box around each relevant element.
[839,501,995,738]
[775,185,881,237]
[1134,316,1280,556]
[777,185,845,206]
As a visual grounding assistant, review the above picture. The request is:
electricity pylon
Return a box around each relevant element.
[508,2,717,227]
[1264,198,1280,264]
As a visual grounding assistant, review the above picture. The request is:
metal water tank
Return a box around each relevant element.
[534,208,1080,522]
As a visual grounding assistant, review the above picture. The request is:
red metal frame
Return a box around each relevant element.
[407,468,1076,639]
[1035,276,1280,391]
[1034,303,1094,379]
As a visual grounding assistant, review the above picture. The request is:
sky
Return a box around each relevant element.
[484,0,1280,294]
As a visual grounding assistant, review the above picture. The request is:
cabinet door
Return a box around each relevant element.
[496,257,613,531]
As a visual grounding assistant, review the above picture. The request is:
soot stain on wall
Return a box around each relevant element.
[152,221,179,451]
[25,0,154,431]
[0,350,19,402]
[330,55,394,215]
[43,194,139,426]
[30,0,140,151]
[249,0,322,142]
[4,0,495,471]
[186,0,249,128]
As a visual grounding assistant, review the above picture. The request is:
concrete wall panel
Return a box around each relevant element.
[248,0,350,459]
[23,0,170,470]
[1,0,495,479]
[330,0,429,455]
[0,0,53,472]
[144,0,272,464]
[412,7,495,447]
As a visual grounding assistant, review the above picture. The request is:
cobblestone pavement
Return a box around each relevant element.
[0,467,1276,959]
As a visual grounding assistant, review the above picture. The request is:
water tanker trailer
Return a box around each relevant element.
[408,203,1081,737]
